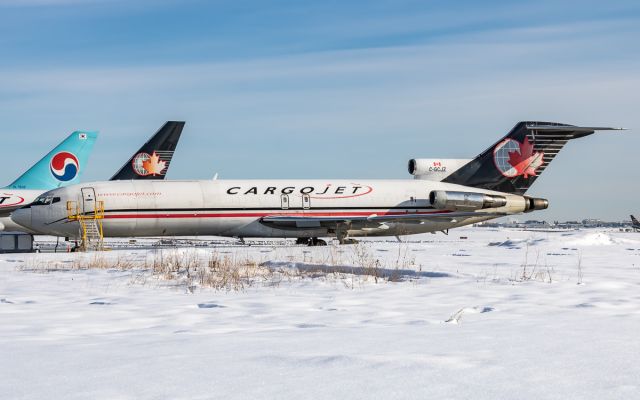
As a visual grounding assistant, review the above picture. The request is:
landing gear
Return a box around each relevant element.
[296,237,327,246]
[335,228,357,245]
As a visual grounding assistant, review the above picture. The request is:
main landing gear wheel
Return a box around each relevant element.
[296,238,327,246]
[336,229,358,245]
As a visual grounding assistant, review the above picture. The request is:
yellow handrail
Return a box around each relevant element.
[66,200,105,250]
[67,201,105,220]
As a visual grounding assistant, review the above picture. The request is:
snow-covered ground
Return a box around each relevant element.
[1,228,639,400]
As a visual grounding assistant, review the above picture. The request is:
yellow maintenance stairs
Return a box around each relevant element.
[67,200,105,251]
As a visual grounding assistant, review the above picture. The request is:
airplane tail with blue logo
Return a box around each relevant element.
[6,131,98,190]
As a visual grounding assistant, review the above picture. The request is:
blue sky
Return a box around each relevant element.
[1,0,639,220]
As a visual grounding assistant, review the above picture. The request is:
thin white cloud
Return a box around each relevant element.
[1,20,636,95]
[0,0,109,6]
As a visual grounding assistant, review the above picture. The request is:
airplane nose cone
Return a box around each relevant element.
[11,207,32,230]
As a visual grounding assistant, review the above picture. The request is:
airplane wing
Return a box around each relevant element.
[260,211,506,229]
[0,205,28,218]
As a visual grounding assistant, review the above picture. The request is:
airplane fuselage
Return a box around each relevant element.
[0,189,43,232]
[0,189,41,212]
[12,179,525,239]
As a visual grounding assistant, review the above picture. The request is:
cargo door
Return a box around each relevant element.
[302,194,311,210]
[281,194,289,210]
[81,187,97,215]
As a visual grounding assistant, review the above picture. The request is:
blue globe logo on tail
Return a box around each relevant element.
[50,151,80,182]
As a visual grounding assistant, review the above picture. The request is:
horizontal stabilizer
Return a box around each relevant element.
[525,125,625,131]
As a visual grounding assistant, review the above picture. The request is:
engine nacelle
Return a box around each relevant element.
[429,191,550,213]
[408,158,471,180]
[524,197,549,212]
[429,191,507,211]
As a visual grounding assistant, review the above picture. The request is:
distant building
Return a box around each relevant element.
[476,218,628,230]
[582,219,604,227]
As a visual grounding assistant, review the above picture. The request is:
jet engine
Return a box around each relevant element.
[524,197,549,212]
[429,191,507,211]
[408,159,471,180]
[429,190,549,213]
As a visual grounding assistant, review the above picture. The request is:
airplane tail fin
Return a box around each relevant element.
[7,131,98,190]
[443,121,624,194]
[110,121,185,180]
[631,215,639,226]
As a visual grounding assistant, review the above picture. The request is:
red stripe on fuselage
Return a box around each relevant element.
[102,210,448,219]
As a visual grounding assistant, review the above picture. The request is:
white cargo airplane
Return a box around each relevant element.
[12,121,623,245]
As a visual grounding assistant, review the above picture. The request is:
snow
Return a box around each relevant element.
[565,231,638,246]
[1,228,640,399]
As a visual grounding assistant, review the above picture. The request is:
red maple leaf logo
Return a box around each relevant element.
[507,137,544,179]
[142,152,167,176]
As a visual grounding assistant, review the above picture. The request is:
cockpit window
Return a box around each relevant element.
[32,196,61,206]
